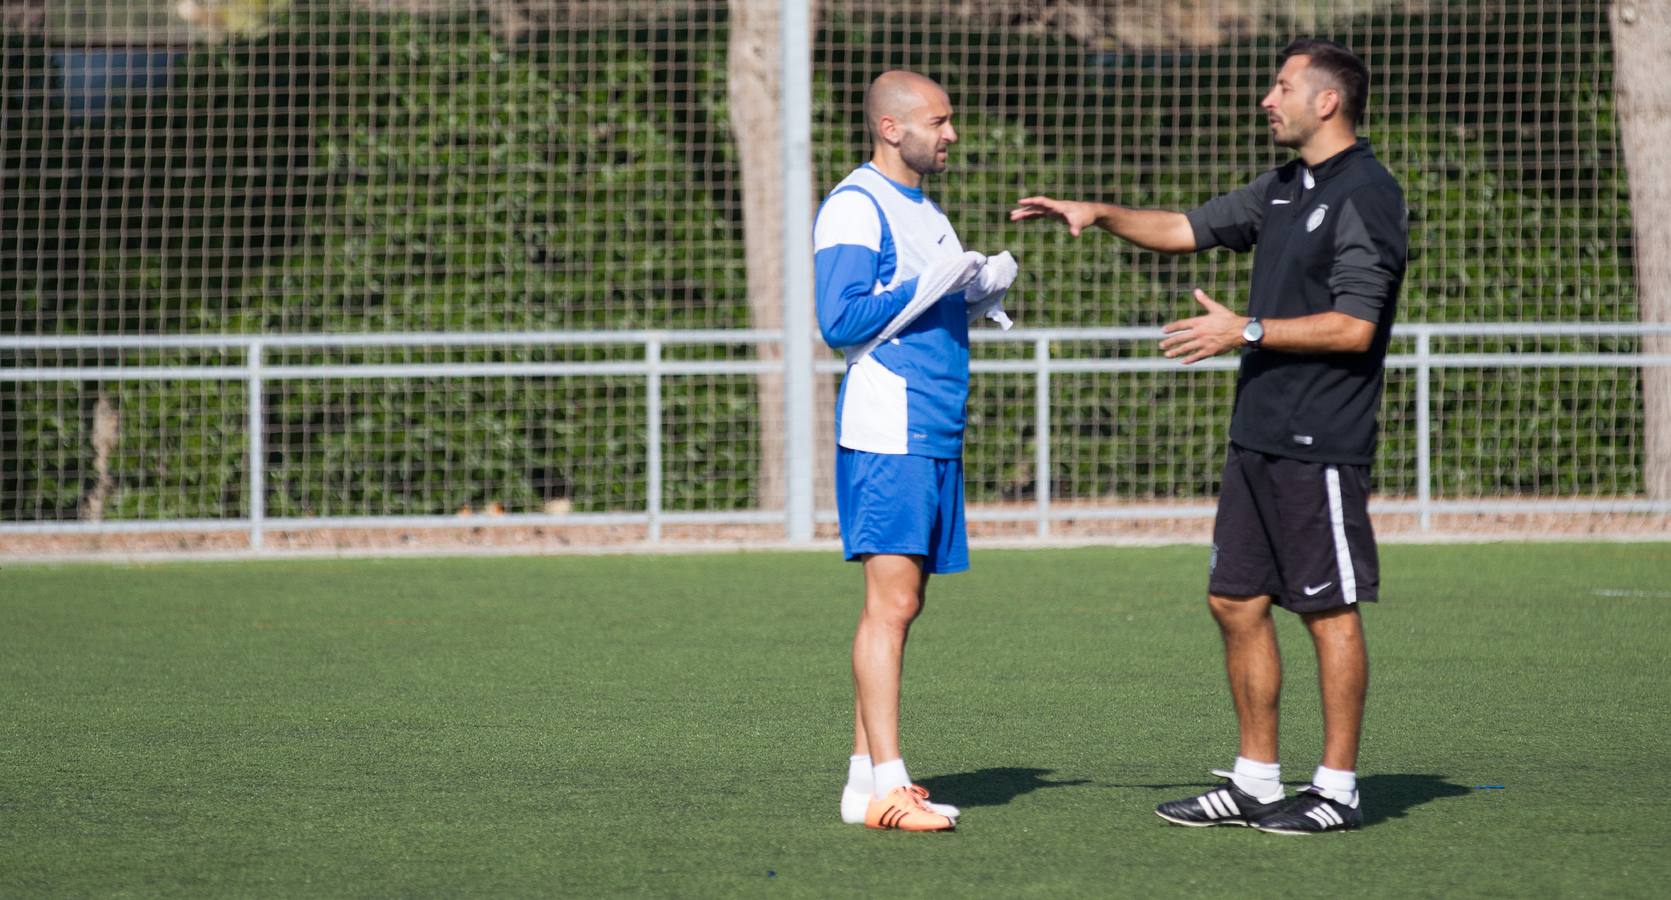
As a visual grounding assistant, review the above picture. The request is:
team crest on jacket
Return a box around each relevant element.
[1306,204,1329,232]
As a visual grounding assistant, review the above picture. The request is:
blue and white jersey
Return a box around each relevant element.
[814,164,970,458]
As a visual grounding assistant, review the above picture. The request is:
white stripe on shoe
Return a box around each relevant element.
[1306,804,1344,828]
[1197,789,1239,819]
[1217,790,1240,816]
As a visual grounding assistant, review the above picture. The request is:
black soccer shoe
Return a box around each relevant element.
[1155,771,1284,828]
[1254,786,1363,835]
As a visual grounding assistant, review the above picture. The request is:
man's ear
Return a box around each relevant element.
[876,114,901,146]
[1315,87,1342,122]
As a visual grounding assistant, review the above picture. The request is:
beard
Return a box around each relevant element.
[899,132,948,175]
[1270,118,1314,149]
[1269,96,1320,149]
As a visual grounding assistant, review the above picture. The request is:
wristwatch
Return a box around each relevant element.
[1242,316,1264,348]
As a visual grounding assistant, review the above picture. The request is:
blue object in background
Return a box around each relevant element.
[51,48,181,123]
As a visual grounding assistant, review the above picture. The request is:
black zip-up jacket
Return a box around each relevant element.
[1185,139,1408,466]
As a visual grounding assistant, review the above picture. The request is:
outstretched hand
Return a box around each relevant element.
[1159,289,1248,364]
[1009,196,1099,237]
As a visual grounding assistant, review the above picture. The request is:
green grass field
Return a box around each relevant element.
[3,543,1669,897]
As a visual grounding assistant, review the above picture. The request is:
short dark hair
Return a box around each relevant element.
[1281,38,1369,127]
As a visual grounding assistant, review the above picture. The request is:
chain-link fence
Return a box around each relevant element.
[2,1,1664,554]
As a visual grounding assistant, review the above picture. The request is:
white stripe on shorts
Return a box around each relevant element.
[1324,466,1359,605]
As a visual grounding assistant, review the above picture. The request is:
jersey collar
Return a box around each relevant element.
[1303,138,1374,186]
[864,163,926,202]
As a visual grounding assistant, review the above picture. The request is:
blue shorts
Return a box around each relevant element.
[835,447,968,575]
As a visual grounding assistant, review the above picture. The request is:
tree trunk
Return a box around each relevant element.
[727,0,835,518]
[1611,1,1671,499]
[79,387,120,521]
[726,0,787,512]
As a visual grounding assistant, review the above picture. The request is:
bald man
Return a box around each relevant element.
[814,71,1017,832]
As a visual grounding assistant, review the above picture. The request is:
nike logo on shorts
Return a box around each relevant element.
[1303,582,1333,596]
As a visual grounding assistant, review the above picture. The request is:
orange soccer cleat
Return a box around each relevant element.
[865,785,957,832]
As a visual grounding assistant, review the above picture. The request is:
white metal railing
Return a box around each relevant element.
[4,323,1670,548]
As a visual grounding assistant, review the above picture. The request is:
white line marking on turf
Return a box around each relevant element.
[1591,588,1671,598]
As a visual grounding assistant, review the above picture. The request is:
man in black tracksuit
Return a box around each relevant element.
[1011,38,1406,834]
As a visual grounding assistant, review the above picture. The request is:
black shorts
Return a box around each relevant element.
[1208,443,1379,613]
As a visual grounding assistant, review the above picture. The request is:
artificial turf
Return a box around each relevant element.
[2,542,1668,897]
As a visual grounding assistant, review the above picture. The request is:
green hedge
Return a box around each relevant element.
[0,3,1643,521]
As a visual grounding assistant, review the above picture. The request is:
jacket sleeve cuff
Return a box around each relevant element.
[1333,293,1384,324]
[1184,207,1215,251]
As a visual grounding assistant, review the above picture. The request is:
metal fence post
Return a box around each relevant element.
[248,340,265,551]
[1036,337,1052,538]
[781,0,815,543]
[1416,329,1432,532]
[646,336,663,543]
[1029,335,1056,534]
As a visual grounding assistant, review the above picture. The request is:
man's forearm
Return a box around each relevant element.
[1162,290,1375,363]
[1094,205,1197,254]
[1260,311,1377,354]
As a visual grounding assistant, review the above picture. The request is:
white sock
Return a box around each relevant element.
[1312,765,1357,804]
[845,754,873,794]
[1232,756,1283,802]
[872,758,911,796]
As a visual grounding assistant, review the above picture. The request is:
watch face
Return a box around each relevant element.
[1244,320,1263,343]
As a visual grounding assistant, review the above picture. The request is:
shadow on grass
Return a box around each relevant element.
[1358,773,1473,826]
[915,767,1090,809]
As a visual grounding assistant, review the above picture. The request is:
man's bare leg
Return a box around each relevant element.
[852,696,868,757]
[1208,592,1282,765]
[1246,605,1368,831]
[1304,605,1367,776]
[841,553,956,829]
[1153,591,1286,825]
[852,553,928,767]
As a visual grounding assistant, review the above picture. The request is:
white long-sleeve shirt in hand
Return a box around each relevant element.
[964,250,1017,331]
